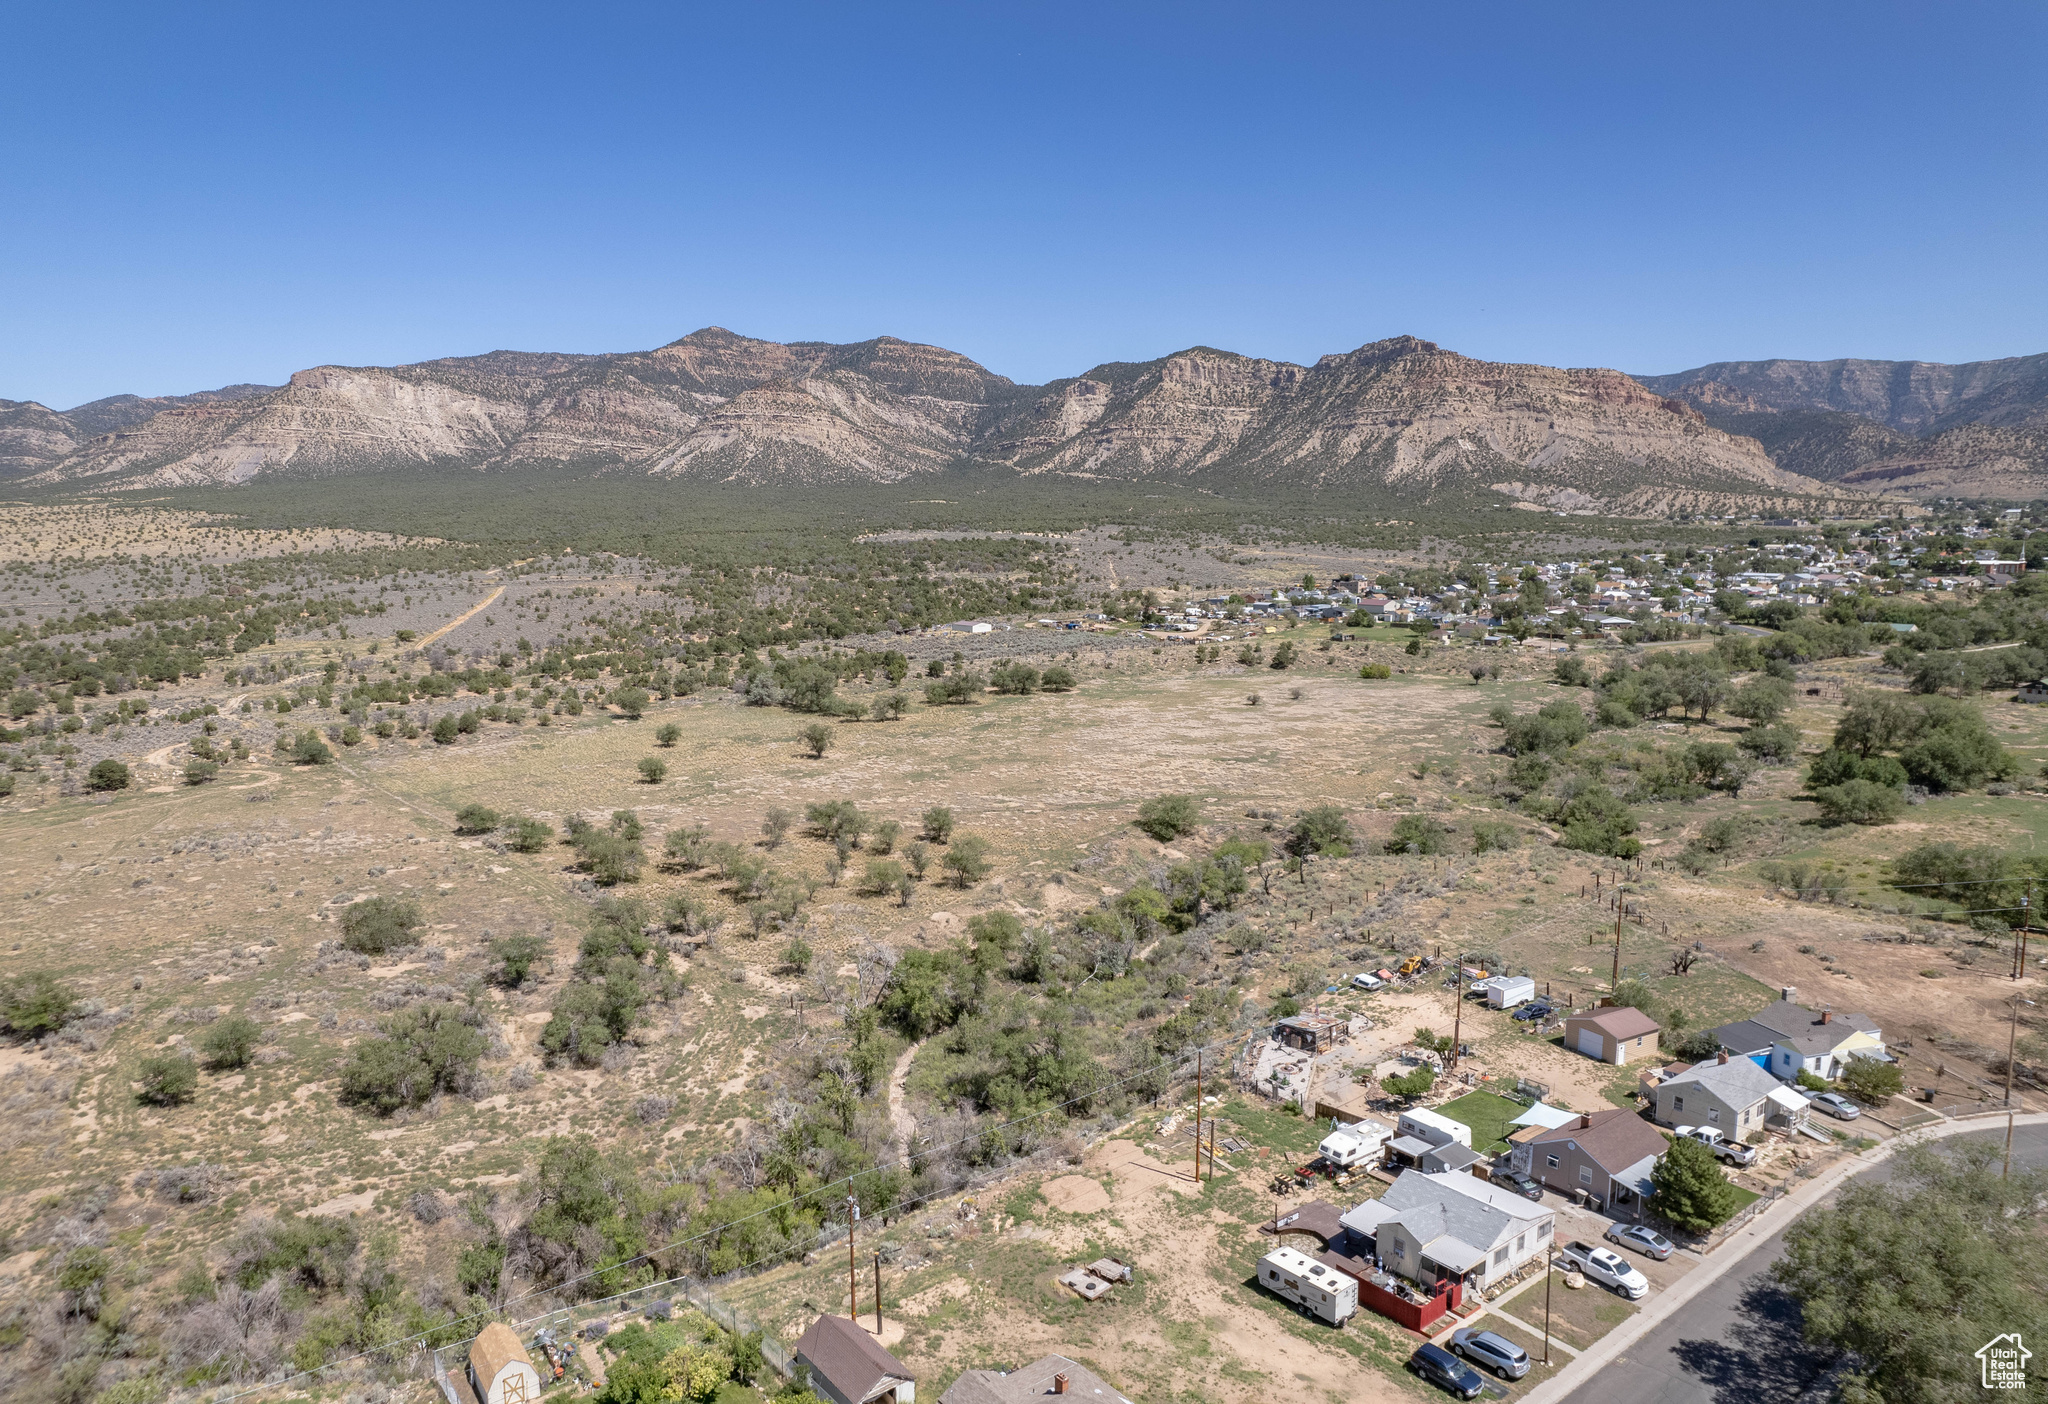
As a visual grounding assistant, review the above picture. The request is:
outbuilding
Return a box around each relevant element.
[467,1323,540,1404]
[1564,1007,1661,1065]
[1397,1107,1472,1150]
[1484,976,1536,1010]
[795,1316,917,1404]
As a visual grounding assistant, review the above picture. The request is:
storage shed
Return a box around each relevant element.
[795,1316,916,1404]
[1564,1007,1661,1065]
[467,1323,540,1404]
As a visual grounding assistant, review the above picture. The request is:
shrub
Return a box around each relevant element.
[454,804,500,834]
[1838,1053,1906,1105]
[941,834,992,887]
[138,1053,199,1106]
[1380,1064,1436,1100]
[798,722,833,758]
[1040,666,1076,692]
[1134,793,1202,842]
[184,759,220,786]
[491,934,548,987]
[503,816,553,852]
[200,1013,262,1070]
[1815,779,1906,826]
[638,757,668,784]
[1359,662,1393,679]
[924,671,984,705]
[340,896,425,955]
[1384,814,1450,855]
[1287,805,1353,858]
[87,759,131,792]
[611,687,650,720]
[1470,820,1519,853]
[921,806,954,843]
[989,662,1039,695]
[291,731,333,765]
[1738,722,1804,762]
[338,1004,489,1114]
[432,714,460,745]
[861,858,906,896]
[2,970,79,1037]
[655,723,681,747]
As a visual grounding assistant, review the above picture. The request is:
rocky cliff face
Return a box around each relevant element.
[1641,353,2048,496]
[23,329,1883,512]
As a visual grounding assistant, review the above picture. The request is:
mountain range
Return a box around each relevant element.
[7,329,2041,509]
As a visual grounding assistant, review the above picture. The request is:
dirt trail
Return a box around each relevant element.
[415,585,505,649]
[887,1039,926,1155]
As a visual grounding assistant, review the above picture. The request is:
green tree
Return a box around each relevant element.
[942,834,993,887]
[200,1012,261,1070]
[184,758,220,785]
[1287,805,1353,858]
[339,1003,490,1114]
[292,730,333,765]
[761,807,792,848]
[799,722,833,758]
[638,756,668,784]
[1041,665,1076,692]
[1557,783,1640,857]
[138,1052,199,1106]
[432,714,460,745]
[611,687,650,720]
[503,816,553,852]
[1134,793,1202,841]
[491,934,548,987]
[1815,779,1906,826]
[1385,814,1450,855]
[87,758,131,791]
[921,806,954,843]
[454,803,499,834]
[655,722,681,747]
[1649,1135,1739,1232]
[1837,1052,1906,1106]
[1728,675,1794,725]
[340,896,425,955]
[2,971,79,1037]
[1772,1139,2048,1404]
[1380,1064,1436,1100]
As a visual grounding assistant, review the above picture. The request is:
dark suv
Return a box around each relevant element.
[1410,1342,1484,1399]
[1489,1167,1544,1201]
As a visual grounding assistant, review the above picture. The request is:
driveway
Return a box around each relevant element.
[1561,1119,2048,1404]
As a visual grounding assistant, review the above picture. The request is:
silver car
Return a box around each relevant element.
[1810,1092,1861,1120]
[1605,1223,1675,1260]
[1450,1327,1531,1380]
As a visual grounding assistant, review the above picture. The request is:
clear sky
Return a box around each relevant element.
[4,1,2044,408]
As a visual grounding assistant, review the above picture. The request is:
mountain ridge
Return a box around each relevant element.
[10,329,1898,514]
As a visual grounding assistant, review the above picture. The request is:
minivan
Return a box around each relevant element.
[1409,1342,1484,1399]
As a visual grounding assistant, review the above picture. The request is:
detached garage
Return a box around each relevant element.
[1565,1007,1661,1066]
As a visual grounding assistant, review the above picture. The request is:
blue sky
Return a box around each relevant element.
[4,1,2044,407]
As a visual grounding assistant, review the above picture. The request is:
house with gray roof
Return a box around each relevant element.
[795,1316,915,1404]
[941,1355,1129,1404]
[1708,991,1885,1083]
[1338,1170,1554,1293]
[1648,1050,1781,1139]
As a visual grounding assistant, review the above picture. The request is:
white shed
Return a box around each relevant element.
[1486,976,1535,1009]
[468,1323,540,1404]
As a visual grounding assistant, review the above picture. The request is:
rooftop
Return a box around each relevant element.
[940,1356,1131,1404]
[794,1316,914,1404]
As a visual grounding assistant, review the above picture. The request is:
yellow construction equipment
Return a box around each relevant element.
[1396,954,1425,977]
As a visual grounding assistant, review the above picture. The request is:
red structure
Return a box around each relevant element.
[1321,1253,1460,1332]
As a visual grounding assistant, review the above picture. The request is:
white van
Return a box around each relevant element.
[1257,1246,1357,1324]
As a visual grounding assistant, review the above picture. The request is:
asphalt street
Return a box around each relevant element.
[1569,1120,2048,1404]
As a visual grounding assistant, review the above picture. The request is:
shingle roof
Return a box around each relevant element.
[469,1323,531,1395]
[795,1316,913,1404]
[1526,1108,1668,1175]
[1573,1007,1661,1040]
[1357,1170,1550,1267]
[940,1355,1131,1404]
[1713,999,1879,1047]
[1663,1055,1781,1108]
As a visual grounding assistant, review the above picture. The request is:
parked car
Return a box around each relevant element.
[1353,972,1386,991]
[1408,1343,1484,1399]
[1605,1223,1675,1261]
[1450,1328,1531,1380]
[1513,1001,1555,1022]
[1489,1168,1544,1201]
[1675,1125,1759,1166]
[1558,1240,1651,1299]
[1810,1092,1861,1120]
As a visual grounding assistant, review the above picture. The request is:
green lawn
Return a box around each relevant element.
[1725,1185,1762,1216]
[1434,1089,1527,1154]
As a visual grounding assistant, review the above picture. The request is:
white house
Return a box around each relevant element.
[1339,1170,1555,1293]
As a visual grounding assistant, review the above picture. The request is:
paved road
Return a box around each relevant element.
[1571,1121,2048,1404]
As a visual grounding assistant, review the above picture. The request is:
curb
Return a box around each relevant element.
[1517,1111,2048,1404]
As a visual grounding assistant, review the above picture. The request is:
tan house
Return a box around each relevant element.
[468,1323,540,1404]
[1565,1007,1661,1065]
[796,1316,916,1404]
[1508,1108,1668,1221]
[1648,1051,1780,1139]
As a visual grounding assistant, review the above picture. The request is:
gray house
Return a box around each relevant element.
[1339,1170,1554,1293]
[1508,1108,1668,1221]
[795,1316,915,1404]
[1648,1051,1780,1139]
[1709,993,1885,1082]
[941,1356,1130,1404]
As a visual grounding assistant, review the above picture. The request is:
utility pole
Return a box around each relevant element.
[846,1196,859,1320]
[873,1252,883,1335]
[1450,986,1462,1073]
[1611,889,1624,993]
[1194,1052,1204,1184]
[1542,1247,1555,1365]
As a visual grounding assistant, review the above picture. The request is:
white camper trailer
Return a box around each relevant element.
[1257,1246,1357,1324]
[1486,976,1536,1010]
[1397,1107,1472,1149]
[1318,1120,1391,1170]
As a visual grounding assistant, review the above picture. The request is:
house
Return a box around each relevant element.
[2018,680,2048,704]
[1564,1007,1661,1065]
[1338,1170,1555,1293]
[945,621,995,634]
[1274,1013,1346,1052]
[1709,992,1885,1081]
[940,1355,1132,1404]
[1648,1051,1781,1140]
[795,1316,916,1404]
[468,1323,541,1404]
[1508,1109,1668,1221]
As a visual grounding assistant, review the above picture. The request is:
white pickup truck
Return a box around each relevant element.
[1557,1240,1650,1299]
[1674,1125,1759,1166]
